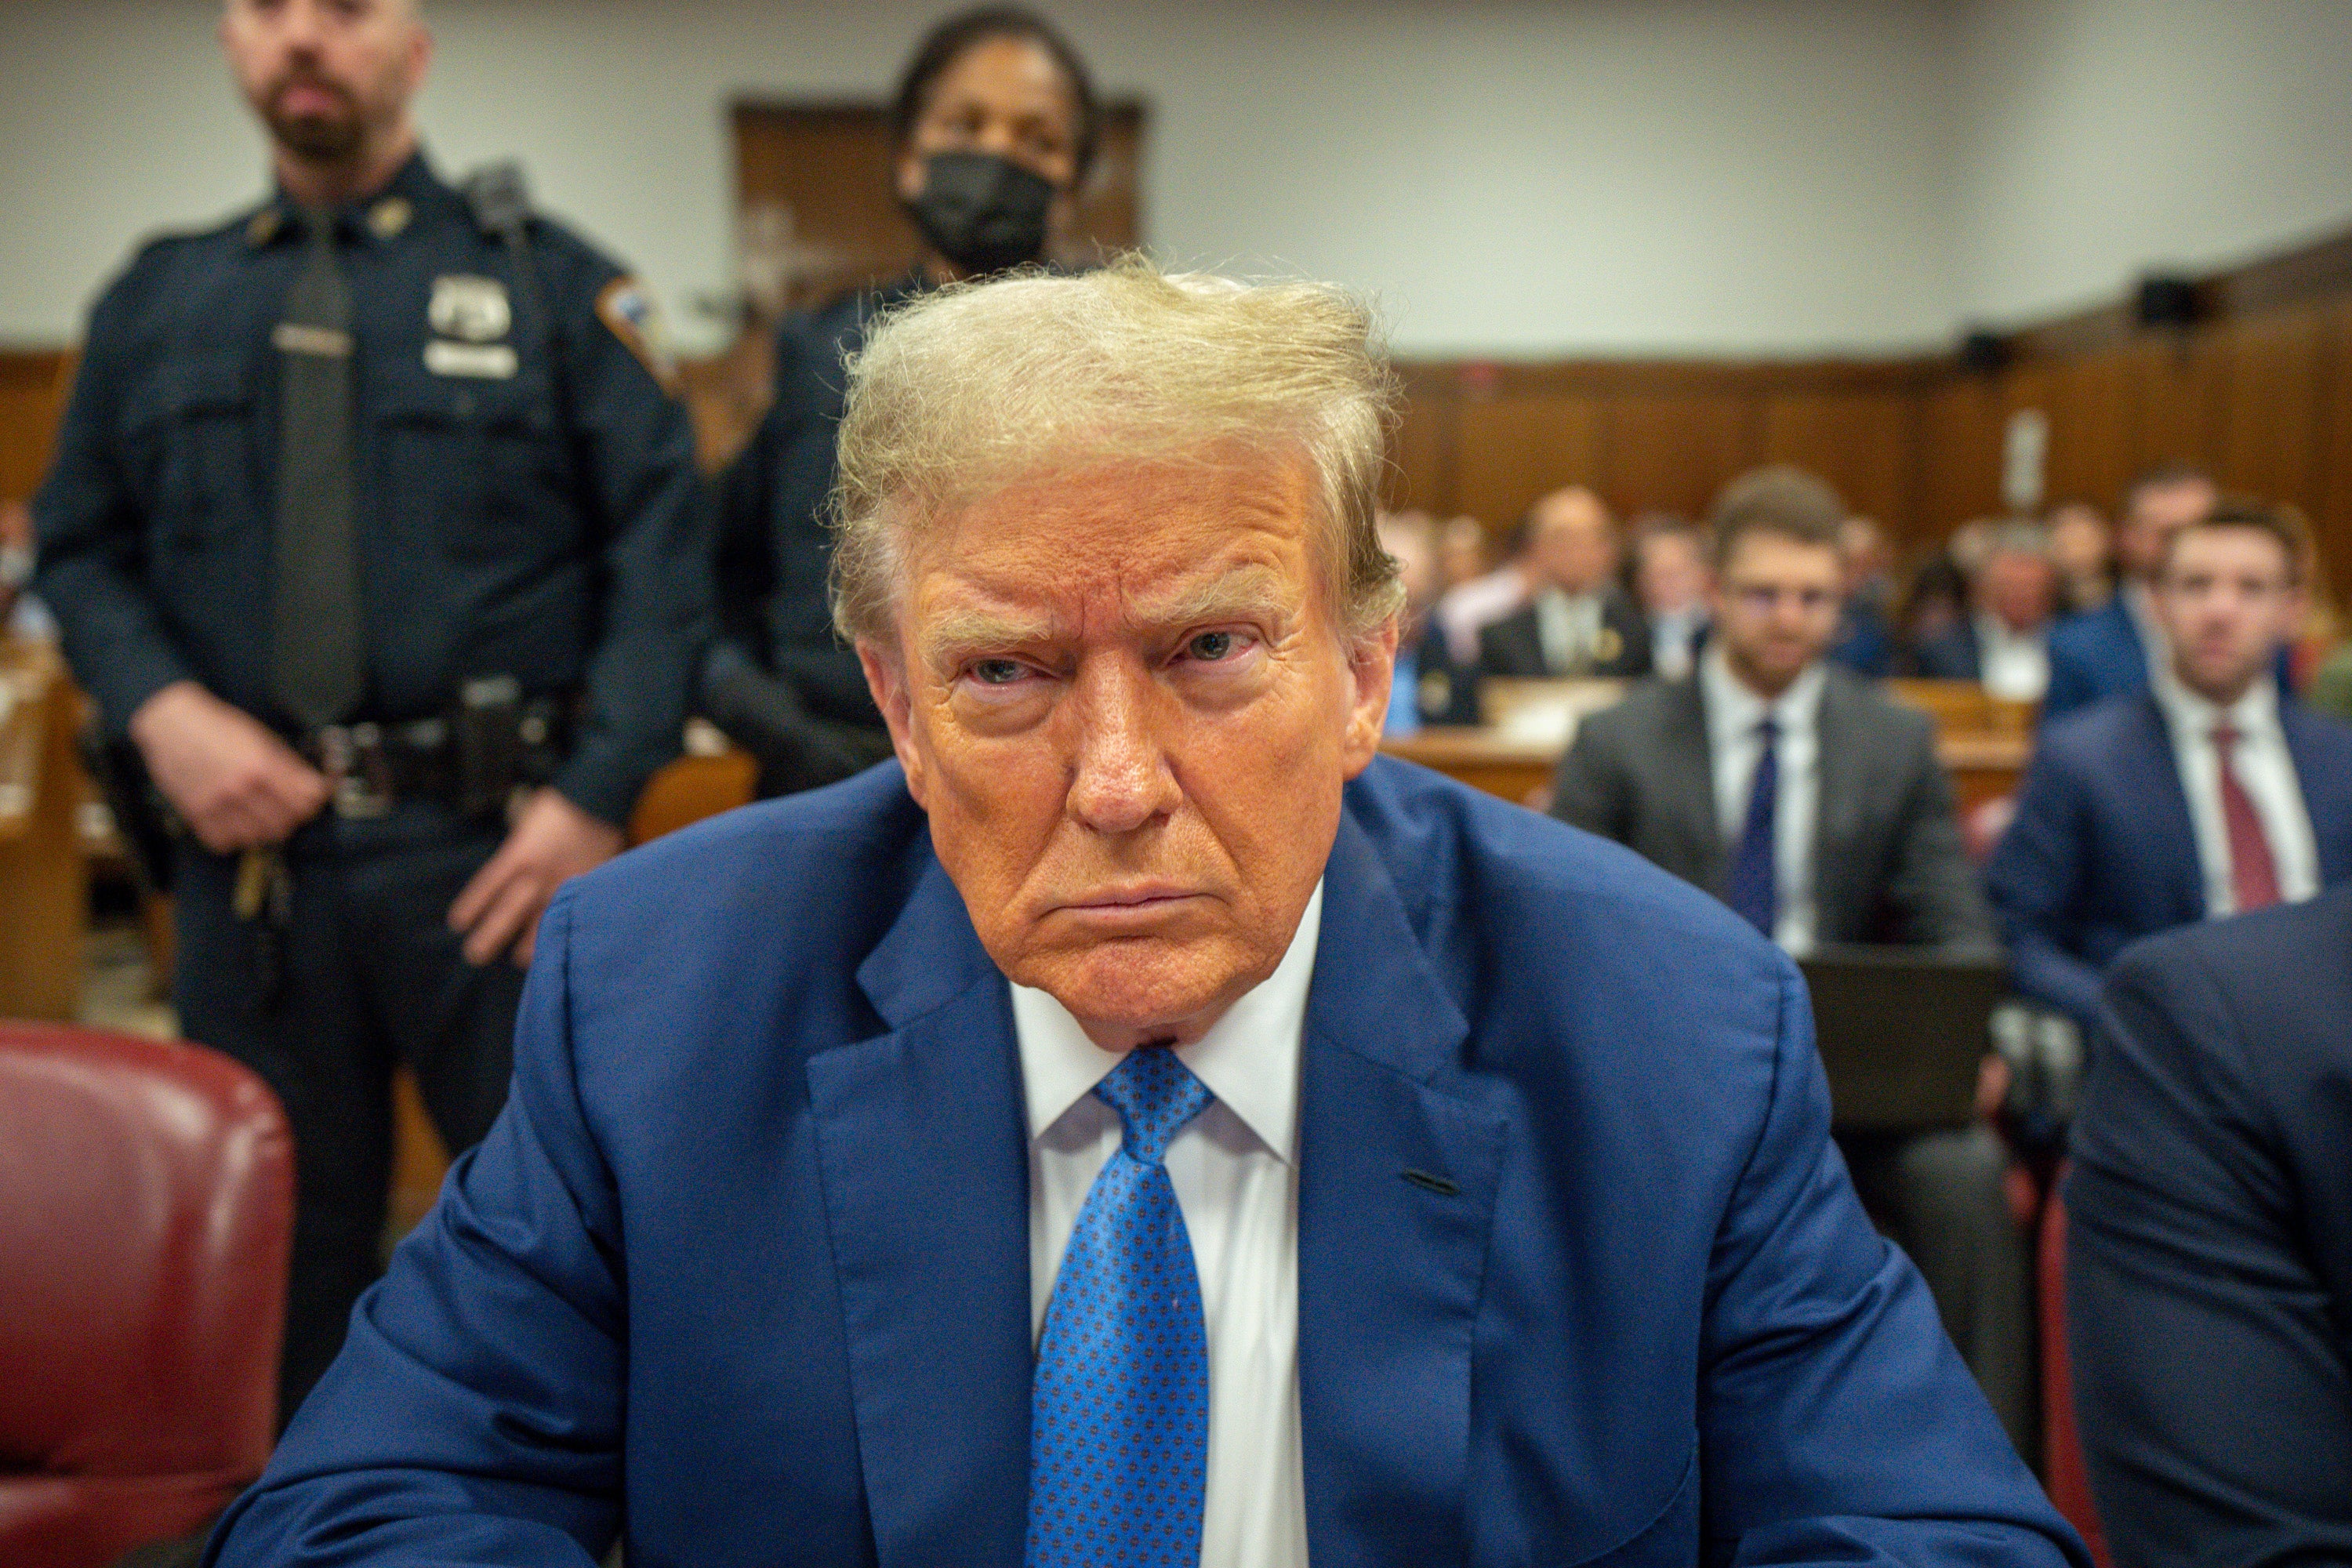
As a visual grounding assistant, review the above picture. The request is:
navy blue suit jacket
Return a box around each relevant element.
[1985,692,2352,1025]
[207,759,2078,1568]
[2042,597,2295,724]
[2067,887,2352,1566]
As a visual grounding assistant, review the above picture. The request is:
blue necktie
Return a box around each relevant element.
[1728,716,1779,936]
[1026,1047,1214,1568]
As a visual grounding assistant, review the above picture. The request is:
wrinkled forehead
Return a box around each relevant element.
[890,455,1326,649]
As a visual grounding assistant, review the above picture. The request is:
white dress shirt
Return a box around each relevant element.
[1701,644,1826,956]
[1534,587,1605,674]
[1650,606,1708,681]
[2152,676,2320,917]
[1973,612,2049,702]
[1011,882,1319,1568]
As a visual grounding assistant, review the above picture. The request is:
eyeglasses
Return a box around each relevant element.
[1726,585,1841,615]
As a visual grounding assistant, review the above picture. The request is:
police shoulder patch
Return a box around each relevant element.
[595,277,677,393]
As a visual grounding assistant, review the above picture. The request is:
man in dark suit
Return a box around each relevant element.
[2040,464,2216,723]
[203,266,2080,1568]
[1553,464,2033,1446]
[1911,524,2059,702]
[2067,884,2352,1566]
[1477,485,1652,681]
[1987,500,2352,1029]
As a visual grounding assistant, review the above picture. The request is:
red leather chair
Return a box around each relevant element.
[0,1022,293,1568]
[2038,1174,2112,1568]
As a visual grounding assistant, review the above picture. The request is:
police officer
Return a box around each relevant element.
[704,5,1099,794]
[33,0,708,1419]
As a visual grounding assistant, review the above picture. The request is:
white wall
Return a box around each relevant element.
[1949,0,2352,327]
[0,0,1961,357]
[3,0,2347,356]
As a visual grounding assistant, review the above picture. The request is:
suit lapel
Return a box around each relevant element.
[1297,815,1506,1568]
[1813,673,1874,940]
[2283,704,2352,881]
[1661,677,1726,888]
[2128,695,2207,921]
[806,854,1032,1568]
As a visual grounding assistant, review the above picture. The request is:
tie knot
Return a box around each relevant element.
[1093,1047,1214,1167]
[2212,720,2242,752]
[1757,715,1780,745]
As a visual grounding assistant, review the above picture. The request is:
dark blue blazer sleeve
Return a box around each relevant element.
[1984,741,2107,1025]
[204,888,623,1568]
[2067,931,2352,1567]
[1700,961,2084,1566]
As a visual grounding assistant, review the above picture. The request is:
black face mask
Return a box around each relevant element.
[902,151,1056,276]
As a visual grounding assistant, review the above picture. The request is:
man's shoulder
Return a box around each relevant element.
[2047,598,2132,660]
[559,762,927,964]
[1571,676,1686,747]
[85,209,255,327]
[2284,700,2352,768]
[1824,666,1933,744]
[1350,754,1776,978]
[2035,691,2156,775]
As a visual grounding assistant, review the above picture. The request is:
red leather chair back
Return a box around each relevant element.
[2038,1177,2112,1568]
[0,1022,293,1568]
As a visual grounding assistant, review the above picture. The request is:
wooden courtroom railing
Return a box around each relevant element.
[0,640,91,1022]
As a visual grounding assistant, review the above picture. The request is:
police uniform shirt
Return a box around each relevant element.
[32,152,709,825]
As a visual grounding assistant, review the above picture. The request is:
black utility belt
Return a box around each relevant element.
[299,681,570,820]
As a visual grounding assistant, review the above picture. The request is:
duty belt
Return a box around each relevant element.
[297,692,568,820]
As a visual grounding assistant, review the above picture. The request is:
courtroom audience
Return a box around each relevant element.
[2067,884,2352,1566]
[1910,523,2058,701]
[2046,501,2117,615]
[1629,513,1711,681]
[2041,464,2219,722]
[1896,551,1973,661]
[1827,514,1897,676]
[1430,513,1532,669]
[1437,514,1491,597]
[1986,499,2352,1029]
[1552,465,2031,1444]
[1478,485,1652,680]
[1375,509,1444,735]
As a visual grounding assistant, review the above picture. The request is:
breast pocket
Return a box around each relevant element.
[122,354,256,547]
[372,362,578,564]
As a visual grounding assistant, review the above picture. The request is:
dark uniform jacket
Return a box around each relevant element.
[33,153,708,825]
[712,277,924,731]
[1551,666,1992,949]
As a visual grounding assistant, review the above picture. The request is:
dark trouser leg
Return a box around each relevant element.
[172,841,388,1429]
[346,816,523,1169]
[1838,1125,2036,1458]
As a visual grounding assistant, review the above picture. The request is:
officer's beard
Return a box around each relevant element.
[263,71,365,164]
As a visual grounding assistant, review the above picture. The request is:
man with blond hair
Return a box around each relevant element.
[208,263,2079,1568]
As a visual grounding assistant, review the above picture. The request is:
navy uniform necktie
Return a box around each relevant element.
[1026,1045,1214,1568]
[1728,716,1779,937]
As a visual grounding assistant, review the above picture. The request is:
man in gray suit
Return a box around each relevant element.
[1553,466,2031,1448]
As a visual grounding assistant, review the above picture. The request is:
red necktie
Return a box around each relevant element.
[2212,722,2281,913]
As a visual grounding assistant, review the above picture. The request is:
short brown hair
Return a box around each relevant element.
[2158,497,2310,586]
[1707,466,1845,573]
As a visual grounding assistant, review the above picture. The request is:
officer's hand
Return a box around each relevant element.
[448,787,625,967]
[129,681,331,853]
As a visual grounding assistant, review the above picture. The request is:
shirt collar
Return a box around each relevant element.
[251,148,446,249]
[2156,670,2280,739]
[1010,880,1322,1164]
[1700,641,1824,742]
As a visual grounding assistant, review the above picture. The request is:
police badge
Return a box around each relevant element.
[428,274,513,343]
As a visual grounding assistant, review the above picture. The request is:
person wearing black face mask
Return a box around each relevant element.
[703,6,1099,797]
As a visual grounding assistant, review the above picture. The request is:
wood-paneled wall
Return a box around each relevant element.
[0,350,71,504]
[1388,225,2352,607]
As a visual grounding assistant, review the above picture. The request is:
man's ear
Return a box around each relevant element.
[1339,614,1400,779]
[858,640,929,808]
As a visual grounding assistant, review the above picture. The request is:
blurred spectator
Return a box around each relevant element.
[1911,524,2057,701]
[707,5,1101,796]
[1987,501,2352,1029]
[2067,886,2352,1566]
[2041,464,2217,723]
[1,499,50,641]
[1479,486,1651,679]
[1377,510,1442,735]
[2045,501,2115,615]
[2313,640,2352,723]
[1630,514,1711,681]
[1827,513,1894,677]
[1897,553,1972,658]
[1437,515,1490,595]
[1553,465,2027,1443]
[1430,514,1532,668]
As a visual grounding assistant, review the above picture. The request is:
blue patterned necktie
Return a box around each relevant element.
[1728,716,1780,936]
[1026,1046,1214,1568]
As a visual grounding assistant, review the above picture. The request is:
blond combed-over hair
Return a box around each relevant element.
[829,256,1403,649]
